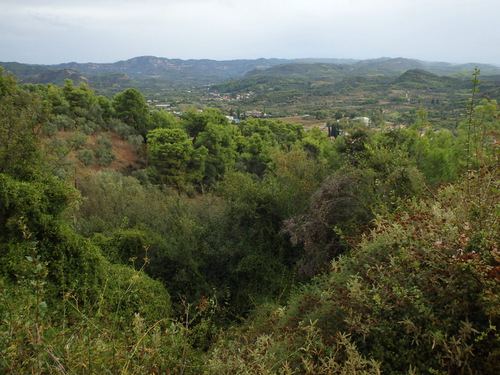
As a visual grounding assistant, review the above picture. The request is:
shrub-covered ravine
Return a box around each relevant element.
[0,66,499,373]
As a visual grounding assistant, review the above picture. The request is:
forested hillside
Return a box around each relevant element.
[0,65,498,373]
[5,57,500,130]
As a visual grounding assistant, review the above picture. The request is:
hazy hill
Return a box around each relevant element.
[392,68,460,89]
[25,69,88,85]
[353,57,426,71]
[244,63,350,80]
[2,56,500,88]
[210,64,469,95]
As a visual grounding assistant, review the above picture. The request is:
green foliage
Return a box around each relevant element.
[76,149,95,166]
[96,94,114,120]
[112,88,150,133]
[45,83,70,115]
[94,133,115,166]
[283,169,377,277]
[280,165,500,373]
[235,132,273,176]
[207,317,381,374]
[79,119,100,135]
[237,117,307,173]
[0,72,100,296]
[195,121,240,186]
[0,175,101,297]
[67,131,88,149]
[0,73,178,374]
[62,79,96,112]
[0,236,176,374]
[149,109,179,129]
[147,127,206,187]
[3,65,499,373]
[93,227,149,264]
[0,69,49,180]
[181,107,229,139]
[73,170,164,235]
[209,148,329,310]
[458,96,500,171]
[127,134,144,152]
[283,138,424,276]
[73,148,323,315]
[107,117,136,139]
[301,126,339,165]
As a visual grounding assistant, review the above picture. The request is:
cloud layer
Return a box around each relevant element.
[2,0,499,64]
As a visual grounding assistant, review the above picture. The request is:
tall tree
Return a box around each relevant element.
[62,79,96,111]
[149,109,178,130]
[0,68,48,180]
[181,108,229,140]
[147,128,207,187]
[195,122,239,185]
[112,88,150,134]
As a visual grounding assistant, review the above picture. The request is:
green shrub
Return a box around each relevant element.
[49,114,74,131]
[0,249,178,374]
[42,121,58,136]
[76,149,95,166]
[67,131,88,149]
[127,134,144,149]
[206,310,381,374]
[280,167,500,373]
[94,134,115,166]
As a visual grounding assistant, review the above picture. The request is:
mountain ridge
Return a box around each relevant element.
[2,56,500,88]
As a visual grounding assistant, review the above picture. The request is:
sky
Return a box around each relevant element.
[2,0,500,66]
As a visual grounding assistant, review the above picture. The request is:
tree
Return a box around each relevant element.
[46,84,70,115]
[0,68,48,180]
[62,79,96,111]
[181,108,229,140]
[96,95,114,120]
[315,110,327,120]
[0,69,101,297]
[326,120,340,137]
[147,128,206,187]
[411,104,430,135]
[236,132,272,176]
[112,88,150,133]
[149,109,178,130]
[282,169,377,276]
[194,122,239,185]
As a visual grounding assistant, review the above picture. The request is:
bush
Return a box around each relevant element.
[0,251,177,374]
[206,310,381,374]
[41,121,58,136]
[48,114,74,131]
[108,118,138,139]
[76,149,95,166]
[81,120,100,135]
[282,169,377,276]
[67,131,88,149]
[94,134,115,166]
[127,134,144,153]
[280,167,500,373]
[96,152,115,167]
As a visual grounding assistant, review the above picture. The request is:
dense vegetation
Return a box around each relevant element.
[0,65,498,373]
[5,57,500,127]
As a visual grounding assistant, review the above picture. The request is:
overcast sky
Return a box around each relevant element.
[2,0,499,65]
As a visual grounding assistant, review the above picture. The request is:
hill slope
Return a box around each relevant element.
[2,56,500,88]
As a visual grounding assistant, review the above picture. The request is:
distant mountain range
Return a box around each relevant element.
[1,56,500,87]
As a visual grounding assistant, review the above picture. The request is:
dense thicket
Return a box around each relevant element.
[0,69,173,373]
[0,66,498,373]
